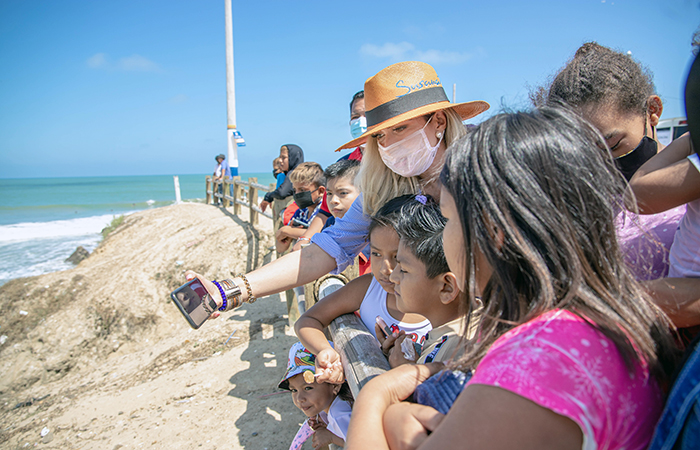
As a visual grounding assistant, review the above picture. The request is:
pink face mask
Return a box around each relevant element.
[377,116,443,177]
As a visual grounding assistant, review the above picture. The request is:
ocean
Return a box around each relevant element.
[0,173,275,286]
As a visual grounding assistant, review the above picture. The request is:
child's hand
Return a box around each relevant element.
[387,334,415,368]
[377,326,403,358]
[311,425,336,449]
[315,348,345,384]
[308,415,325,430]
[384,402,444,450]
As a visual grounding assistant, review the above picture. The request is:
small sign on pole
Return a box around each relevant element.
[233,130,246,146]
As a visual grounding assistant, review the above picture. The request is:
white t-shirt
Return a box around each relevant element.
[318,396,352,441]
[358,277,432,346]
[668,153,700,277]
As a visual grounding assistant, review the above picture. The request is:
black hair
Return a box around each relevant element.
[367,194,414,238]
[440,106,678,381]
[350,90,365,112]
[542,42,655,115]
[368,194,449,279]
[393,197,450,279]
[323,159,361,183]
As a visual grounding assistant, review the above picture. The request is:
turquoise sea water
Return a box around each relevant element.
[0,173,275,285]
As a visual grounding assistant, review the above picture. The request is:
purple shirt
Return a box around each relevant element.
[616,205,686,280]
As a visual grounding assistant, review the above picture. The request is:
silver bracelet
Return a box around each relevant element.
[219,278,242,311]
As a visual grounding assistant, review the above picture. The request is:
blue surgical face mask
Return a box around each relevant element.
[350,116,367,139]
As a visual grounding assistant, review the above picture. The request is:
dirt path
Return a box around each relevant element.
[0,203,308,449]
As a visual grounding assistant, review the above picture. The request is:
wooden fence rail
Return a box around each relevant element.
[315,276,391,399]
[205,175,274,224]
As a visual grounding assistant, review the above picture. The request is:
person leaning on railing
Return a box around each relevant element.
[185,61,489,319]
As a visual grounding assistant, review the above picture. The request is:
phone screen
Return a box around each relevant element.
[170,279,211,329]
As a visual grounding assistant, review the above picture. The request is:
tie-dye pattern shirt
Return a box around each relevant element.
[468,309,663,450]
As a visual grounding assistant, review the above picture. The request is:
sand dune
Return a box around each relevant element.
[0,202,307,449]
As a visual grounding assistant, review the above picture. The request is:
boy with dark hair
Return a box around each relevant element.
[276,162,326,253]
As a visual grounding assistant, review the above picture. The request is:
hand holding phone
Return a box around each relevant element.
[170,279,218,329]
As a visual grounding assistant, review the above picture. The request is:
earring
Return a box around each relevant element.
[436,132,443,138]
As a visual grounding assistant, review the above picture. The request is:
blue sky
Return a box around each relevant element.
[0,0,698,178]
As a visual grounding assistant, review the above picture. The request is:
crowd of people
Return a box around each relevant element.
[190,40,700,450]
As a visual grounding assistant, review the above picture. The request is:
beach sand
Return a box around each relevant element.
[0,203,307,449]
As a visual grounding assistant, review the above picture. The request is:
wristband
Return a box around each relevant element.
[212,280,227,311]
[298,237,311,242]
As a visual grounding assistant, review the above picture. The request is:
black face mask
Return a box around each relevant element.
[614,136,658,181]
[293,190,317,209]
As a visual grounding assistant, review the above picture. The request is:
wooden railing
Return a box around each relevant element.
[314,275,391,398]
[205,176,274,225]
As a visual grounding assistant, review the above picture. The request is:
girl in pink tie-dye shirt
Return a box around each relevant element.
[346,107,680,450]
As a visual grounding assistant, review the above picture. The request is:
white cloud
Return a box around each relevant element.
[360,42,415,60]
[414,49,473,65]
[117,54,161,72]
[86,53,107,68]
[360,42,475,66]
[85,53,162,72]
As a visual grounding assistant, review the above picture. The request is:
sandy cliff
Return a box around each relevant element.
[0,202,305,449]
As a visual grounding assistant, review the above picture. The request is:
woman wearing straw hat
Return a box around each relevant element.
[185,61,489,315]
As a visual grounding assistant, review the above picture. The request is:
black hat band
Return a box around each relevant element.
[365,86,449,128]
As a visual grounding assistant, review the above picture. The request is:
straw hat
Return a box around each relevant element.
[336,61,490,151]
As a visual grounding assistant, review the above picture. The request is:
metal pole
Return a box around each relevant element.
[225,0,239,177]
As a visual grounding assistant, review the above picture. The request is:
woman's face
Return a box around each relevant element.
[580,103,652,158]
[279,147,290,172]
[371,114,442,148]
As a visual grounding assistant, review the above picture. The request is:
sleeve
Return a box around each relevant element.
[310,194,371,273]
[326,399,352,441]
[264,176,294,203]
[467,323,605,445]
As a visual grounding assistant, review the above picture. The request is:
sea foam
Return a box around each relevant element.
[0,214,123,243]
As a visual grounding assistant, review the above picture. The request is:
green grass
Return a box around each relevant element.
[101,215,125,239]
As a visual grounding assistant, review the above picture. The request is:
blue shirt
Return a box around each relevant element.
[311,194,371,273]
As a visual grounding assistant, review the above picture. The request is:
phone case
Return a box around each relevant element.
[170,281,212,329]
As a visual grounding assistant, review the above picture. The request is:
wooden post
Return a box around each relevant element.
[205,176,212,205]
[329,313,391,397]
[223,178,230,207]
[232,176,241,215]
[249,177,258,225]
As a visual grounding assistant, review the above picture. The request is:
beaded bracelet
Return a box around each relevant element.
[211,280,227,311]
[237,273,256,303]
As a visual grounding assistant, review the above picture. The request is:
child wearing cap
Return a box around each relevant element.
[280,342,352,450]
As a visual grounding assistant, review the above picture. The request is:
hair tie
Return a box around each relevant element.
[415,194,427,205]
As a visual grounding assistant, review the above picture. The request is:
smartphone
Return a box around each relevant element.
[170,279,213,329]
[375,316,393,338]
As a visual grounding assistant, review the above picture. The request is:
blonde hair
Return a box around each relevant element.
[273,157,281,168]
[357,108,467,216]
[288,162,326,188]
